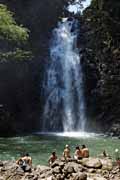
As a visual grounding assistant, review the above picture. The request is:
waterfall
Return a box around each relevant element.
[42,18,86,132]
[42,0,92,132]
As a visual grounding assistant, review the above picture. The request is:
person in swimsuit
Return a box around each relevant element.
[22,153,32,166]
[16,153,32,172]
[48,152,57,166]
[63,144,71,160]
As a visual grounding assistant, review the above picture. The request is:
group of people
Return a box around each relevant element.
[15,147,120,171]
[16,144,89,170]
[48,144,89,166]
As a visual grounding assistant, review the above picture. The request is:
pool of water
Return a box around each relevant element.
[0,132,119,165]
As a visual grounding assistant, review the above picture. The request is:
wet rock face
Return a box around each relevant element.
[100,158,113,171]
[82,158,102,169]
[0,61,41,135]
[82,0,120,134]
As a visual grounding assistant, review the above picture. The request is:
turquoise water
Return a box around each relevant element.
[0,133,119,165]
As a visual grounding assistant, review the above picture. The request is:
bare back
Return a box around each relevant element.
[22,156,32,166]
[63,148,71,158]
[82,148,89,158]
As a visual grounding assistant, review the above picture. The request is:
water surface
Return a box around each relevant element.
[0,133,119,165]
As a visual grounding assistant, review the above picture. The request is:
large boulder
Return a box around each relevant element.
[100,158,113,171]
[64,162,75,174]
[64,162,84,173]
[82,158,102,169]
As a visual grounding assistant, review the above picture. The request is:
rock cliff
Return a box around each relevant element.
[83,0,120,135]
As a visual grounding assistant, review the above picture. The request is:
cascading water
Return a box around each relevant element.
[42,0,92,133]
[42,18,86,132]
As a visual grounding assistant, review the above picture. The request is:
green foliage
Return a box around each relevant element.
[0,4,29,43]
[0,4,32,61]
[0,48,33,61]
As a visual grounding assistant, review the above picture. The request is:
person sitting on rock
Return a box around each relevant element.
[74,146,83,160]
[16,155,24,166]
[81,145,89,158]
[48,151,57,166]
[63,144,71,160]
[22,153,32,166]
[16,153,32,172]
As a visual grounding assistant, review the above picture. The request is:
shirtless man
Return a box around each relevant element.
[48,152,57,166]
[74,146,83,160]
[81,145,89,158]
[16,154,24,166]
[63,144,71,159]
[16,153,32,171]
[22,153,32,166]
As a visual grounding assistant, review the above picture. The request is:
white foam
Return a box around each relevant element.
[36,131,99,139]
[56,132,97,138]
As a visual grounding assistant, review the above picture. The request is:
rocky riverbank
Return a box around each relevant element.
[0,157,120,180]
